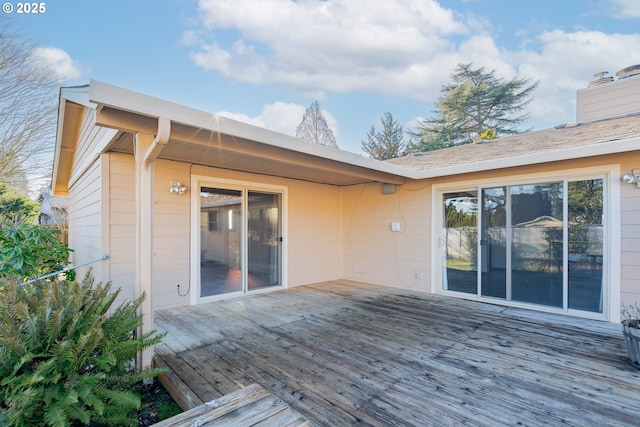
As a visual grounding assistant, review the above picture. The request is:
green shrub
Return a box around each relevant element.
[0,183,40,225]
[0,223,73,281]
[0,272,166,426]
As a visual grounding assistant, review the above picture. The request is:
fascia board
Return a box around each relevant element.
[52,86,90,195]
[412,136,640,180]
[88,80,415,180]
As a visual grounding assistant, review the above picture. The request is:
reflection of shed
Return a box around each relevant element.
[516,215,563,228]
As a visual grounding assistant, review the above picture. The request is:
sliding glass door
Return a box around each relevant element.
[440,176,605,316]
[200,187,243,297]
[480,187,507,299]
[247,191,281,291]
[442,191,478,294]
[510,182,564,307]
[199,185,282,299]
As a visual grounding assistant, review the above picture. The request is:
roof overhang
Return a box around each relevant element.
[51,86,91,196]
[412,135,640,180]
[52,80,640,194]
[85,80,410,186]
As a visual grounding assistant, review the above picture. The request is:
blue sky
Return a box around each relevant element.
[7,0,640,154]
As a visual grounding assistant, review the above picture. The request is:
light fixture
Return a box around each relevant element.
[169,181,187,195]
[621,169,640,188]
[382,183,397,194]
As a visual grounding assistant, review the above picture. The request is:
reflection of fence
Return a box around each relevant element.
[445,227,476,259]
[446,225,603,262]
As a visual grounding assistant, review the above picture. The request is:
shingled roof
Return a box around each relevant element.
[387,113,640,175]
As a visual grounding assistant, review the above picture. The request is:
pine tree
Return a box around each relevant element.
[361,113,407,160]
[414,63,538,152]
[295,101,338,148]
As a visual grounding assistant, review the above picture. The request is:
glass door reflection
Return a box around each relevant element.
[200,187,243,297]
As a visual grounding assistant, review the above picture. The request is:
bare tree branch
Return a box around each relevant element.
[295,100,338,148]
[0,21,59,193]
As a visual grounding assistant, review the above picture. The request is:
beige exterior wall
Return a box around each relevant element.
[148,163,343,311]
[106,153,137,306]
[620,152,640,305]
[342,180,431,291]
[287,180,343,286]
[341,152,640,321]
[151,160,191,311]
[68,159,103,281]
[77,140,638,321]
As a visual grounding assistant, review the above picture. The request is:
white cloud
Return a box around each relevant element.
[189,0,468,99]
[514,30,640,127]
[608,0,640,19]
[30,47,82,82]
[188,0,640,132]
[218,101,338,137]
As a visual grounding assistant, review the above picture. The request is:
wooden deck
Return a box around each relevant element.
[153,280,640,426]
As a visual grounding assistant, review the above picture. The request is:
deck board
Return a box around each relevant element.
[154,280,640,426]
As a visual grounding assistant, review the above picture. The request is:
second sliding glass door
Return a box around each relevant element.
[199,185,282,299]
[441,177,605,316]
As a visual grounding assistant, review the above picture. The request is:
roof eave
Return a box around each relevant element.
[87,80,414,181]
[51,86,90,196]
[412,136,640,179]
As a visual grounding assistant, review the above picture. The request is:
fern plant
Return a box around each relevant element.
[0,272,166,426]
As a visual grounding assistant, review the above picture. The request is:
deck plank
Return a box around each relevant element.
[154,281,640,426]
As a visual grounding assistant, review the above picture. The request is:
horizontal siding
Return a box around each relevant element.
[343,180,431,291]
[107,153,136,308]
[287,181,342,286]
[152,160,191,311]
[150,164,344,311]
[620,152,640,305]
[577,75,640,123]
[68,158,103,281]
[71,108,118,187]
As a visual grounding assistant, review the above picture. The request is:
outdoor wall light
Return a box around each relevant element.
[621,169,640,187]
[169,181,187,195]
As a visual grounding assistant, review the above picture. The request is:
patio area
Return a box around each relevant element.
[153,280,640,426]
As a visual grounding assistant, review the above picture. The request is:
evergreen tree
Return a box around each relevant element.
[361,113,407,160]
[295,101,338,148]
[414,63,538,152]
[0,183,39,224]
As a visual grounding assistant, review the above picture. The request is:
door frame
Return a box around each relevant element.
[190,175,288,304]
[431,164,621,321]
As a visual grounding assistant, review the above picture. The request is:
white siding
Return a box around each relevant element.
[620,152,640,305]
[151,160,191,311]
[576,75,640,123]
[107,153,137,306]
[69,108,118,188]
[68,158,103,282]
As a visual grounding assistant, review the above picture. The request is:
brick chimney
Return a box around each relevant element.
[576,64,640,124]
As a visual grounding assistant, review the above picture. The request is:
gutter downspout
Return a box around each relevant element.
[136,117,170,371]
